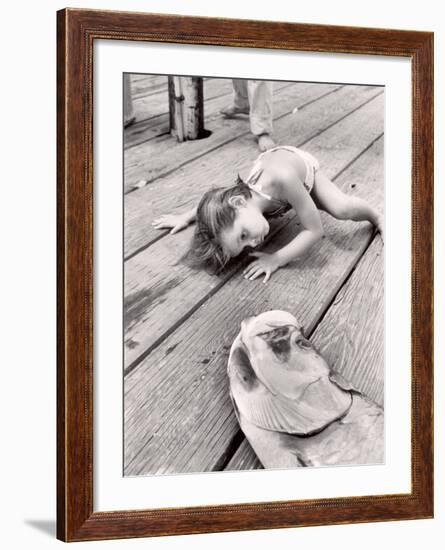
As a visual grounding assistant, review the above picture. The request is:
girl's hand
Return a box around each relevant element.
[243,252,281,283]
[152,213,190,234]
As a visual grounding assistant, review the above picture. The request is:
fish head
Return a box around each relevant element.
[240,310,330,397]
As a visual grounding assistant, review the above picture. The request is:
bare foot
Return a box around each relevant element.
[220,104,249,117]
[258,134,276,152]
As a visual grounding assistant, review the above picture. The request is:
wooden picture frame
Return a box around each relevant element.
[57,8,434,542]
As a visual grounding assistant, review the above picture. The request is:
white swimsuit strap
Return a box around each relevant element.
[245,161,273,200]
[247,184,273,201]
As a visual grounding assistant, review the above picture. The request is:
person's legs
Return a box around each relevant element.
[220,79,275,151]
[312,170,383,234]
[247,80,273,135]
[123,74,135,128]
[220,79,250,117]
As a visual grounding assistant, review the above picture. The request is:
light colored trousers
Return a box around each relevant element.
[123,74,134,123]
[232,79,273,136]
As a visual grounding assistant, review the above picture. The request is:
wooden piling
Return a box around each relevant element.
[168,76,204,141]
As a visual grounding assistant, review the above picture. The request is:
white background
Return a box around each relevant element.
[1,0,442,549]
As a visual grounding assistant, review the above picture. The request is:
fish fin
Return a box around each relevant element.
[235,387,327,435]
[237,411,308,469]
[228,388,243,426]
[329,371,362,395]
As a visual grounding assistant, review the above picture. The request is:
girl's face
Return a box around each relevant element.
[220,198,270,258]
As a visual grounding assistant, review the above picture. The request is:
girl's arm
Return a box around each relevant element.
[244,174,323,282]
[152,206,197,234]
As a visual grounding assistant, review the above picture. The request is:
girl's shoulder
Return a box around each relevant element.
[263,168,312,207]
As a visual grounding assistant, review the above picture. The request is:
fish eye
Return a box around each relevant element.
[295,336,312,349]
[240,231,247,241]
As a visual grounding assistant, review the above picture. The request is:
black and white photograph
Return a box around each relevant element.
[123,74,385,477]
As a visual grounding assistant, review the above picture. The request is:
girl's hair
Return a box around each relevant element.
[183,176,252,274]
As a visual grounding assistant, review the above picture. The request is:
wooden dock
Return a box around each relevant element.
[123,75,384,476]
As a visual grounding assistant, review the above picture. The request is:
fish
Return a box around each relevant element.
[227,310,384,468]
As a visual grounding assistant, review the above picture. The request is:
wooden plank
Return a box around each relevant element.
[126,75,168,124]
[130,82,169,130]
[130,74,167,96]
[124,94,384,369]
[311,237,384,406]
[132,75,210,102]
[225,439,263,471]
[124,136,384,475]
[125,77,235,148]
[123,81,344,192]
[124,84,381,256]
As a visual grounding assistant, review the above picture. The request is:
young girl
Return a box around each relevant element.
[152,146,383,283]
